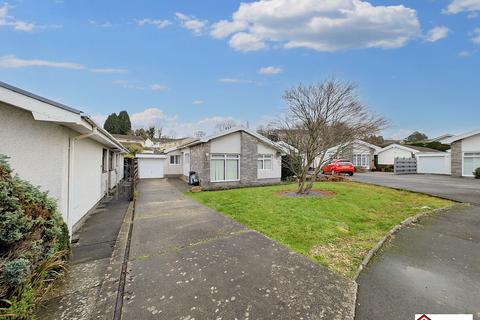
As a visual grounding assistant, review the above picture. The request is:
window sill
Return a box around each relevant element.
[211,179,240,183]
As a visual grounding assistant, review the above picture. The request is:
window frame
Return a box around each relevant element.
[210,154,240,182]
[462,152,480,177]
[169,154,181,165]
[102,149,108,173]
[109,150,115,171]
[353,153,369,167]
[257,154,273,170]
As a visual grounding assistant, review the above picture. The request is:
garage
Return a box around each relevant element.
[416,152,451,175]
[137,154,166,179]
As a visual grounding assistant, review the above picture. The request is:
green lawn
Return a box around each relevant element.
[187,182,452,278]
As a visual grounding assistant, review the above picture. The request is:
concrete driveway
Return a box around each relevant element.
[352,172,480,205]
[352,173,480,319]
[121,179,356,319]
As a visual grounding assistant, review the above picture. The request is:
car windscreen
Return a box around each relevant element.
[337,161,352,165]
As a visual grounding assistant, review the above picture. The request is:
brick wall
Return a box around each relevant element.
[451,140,462,177]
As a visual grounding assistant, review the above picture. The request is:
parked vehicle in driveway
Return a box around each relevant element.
[322,159,355,176]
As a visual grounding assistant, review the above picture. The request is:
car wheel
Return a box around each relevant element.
[348,172,354,176]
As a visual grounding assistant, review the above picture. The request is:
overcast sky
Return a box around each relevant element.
[1,0,479,138]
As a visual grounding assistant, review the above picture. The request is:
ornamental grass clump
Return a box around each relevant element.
[0,154,70,319]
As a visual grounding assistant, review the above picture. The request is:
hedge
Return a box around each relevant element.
[0,155,70,319]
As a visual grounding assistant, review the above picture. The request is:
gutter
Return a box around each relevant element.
[81,113,129,153]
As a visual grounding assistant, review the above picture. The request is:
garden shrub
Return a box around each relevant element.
[0,154,70,319]
[474,167,480,179]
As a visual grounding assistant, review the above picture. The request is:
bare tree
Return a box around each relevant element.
[257,124,280,142]
[215,120,237,132]
[194,130,206,138]
[278,79,386,194]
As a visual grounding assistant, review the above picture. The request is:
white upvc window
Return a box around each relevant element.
[257,154,273,170]
[210,154,240,182]
[353,153,369,167]
[170,155,181,165]
[463,152,480,176]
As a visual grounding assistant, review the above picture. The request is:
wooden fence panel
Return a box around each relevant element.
[394,157,417,175]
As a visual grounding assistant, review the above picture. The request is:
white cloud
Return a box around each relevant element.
[109,107,239,137]
[175,12,208,35]
[149,84,167,91]
[229,32,266,51]
[137,18,171,29]
[192,99,204,105]
[89,20,113,28]
[471,28,480,44]
[91,68,128,73]
[218,77,254,84]
[92,114,107,126]
[0,55,85,69]
[258,66,283,75]
[96,107,273,138]
[113,80,168,91]
[458,50,473,57]
[210,0,420,52]
[0,55,128,73]
[382,128,413,140]
[425,26,450,42]
[0,3,35,31]
[444,0,480,14]
[129,108,178,129]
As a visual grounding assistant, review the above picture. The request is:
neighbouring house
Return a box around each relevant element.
[136,127,285,189]
[425,133,454,144]
[0,81,128,233]
[318,140,381,170]
[377,144,440,167]
[112,134,146,148]
[443,129,480,177]
[144,137,185,149]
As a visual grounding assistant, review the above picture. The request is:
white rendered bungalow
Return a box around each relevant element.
[0,82,128,232]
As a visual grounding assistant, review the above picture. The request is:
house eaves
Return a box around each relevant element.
[443,129,480,144]
[0,81,128,153]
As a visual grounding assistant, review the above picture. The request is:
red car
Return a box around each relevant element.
[322,159,355,176]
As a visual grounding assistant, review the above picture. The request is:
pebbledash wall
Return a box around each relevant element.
[188,131,282,190]
[0,102,124,232]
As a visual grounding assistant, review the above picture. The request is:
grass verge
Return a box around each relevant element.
[187,181,452,278]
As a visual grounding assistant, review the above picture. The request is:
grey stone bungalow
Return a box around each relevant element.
[444,129,480,177]
[136,127,285,189]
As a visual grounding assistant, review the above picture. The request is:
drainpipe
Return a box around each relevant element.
[67,128,97,233]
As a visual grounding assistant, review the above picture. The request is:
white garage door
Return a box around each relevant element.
[138,158,165,179]
[416,154,451,175]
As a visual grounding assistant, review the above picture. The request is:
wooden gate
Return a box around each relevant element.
[394,157,417,175]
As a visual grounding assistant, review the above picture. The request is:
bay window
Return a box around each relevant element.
[463,152,480,176]
[353,153,369,167]
[210,154,240,182]
[258,154,273,170]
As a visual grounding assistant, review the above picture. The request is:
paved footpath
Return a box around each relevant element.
[121,179,356,319]
[36,195,130,319]
[352,173,480,319]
